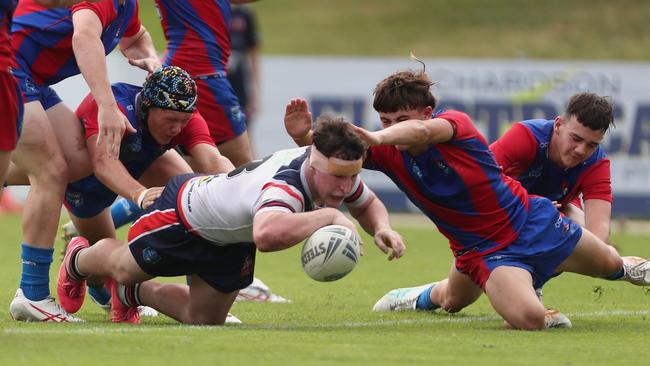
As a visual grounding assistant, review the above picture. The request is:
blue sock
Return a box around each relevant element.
[415,284,440,310]
[603,267,625,280]
[88,284,111,305]
[20,244,54,301]
[110,197,141,229]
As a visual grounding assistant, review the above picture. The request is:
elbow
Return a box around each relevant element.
[253,226,280,252]
[414,122,431,144]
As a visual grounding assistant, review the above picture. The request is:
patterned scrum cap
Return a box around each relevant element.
[137,66,197,123]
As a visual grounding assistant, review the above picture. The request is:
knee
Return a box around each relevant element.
[36,154,69,188]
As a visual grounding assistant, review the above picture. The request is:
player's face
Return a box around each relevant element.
[313,169,357,207]
[553,115,605,168]
[378,107,432,151]
[147,108,193,145]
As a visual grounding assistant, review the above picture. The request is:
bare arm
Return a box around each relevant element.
[72,9,135,158]
[87,135,161,209]
[253,208,357,252]
[583,199,612,243]
[119,25,162,74]
[353,118,455,147]
[348,192,405,260]
[186,143,235,174]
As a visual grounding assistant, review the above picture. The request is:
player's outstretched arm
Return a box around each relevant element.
[72,9,135,159]
[352,118,454,147]
[348,192,405,261]
[253,208,359,252]
[121,26,162,74]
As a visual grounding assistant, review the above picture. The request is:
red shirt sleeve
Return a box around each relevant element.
[171,111,216,150]
[70,1,117,29]
[578,159,612,203]
[489,122,538,177]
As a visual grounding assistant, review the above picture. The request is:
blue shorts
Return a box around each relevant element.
[455,197,582,289]
[127,173,256,293]
[194,73,247,144]
[12,68,62,109]
[64,180,118,219]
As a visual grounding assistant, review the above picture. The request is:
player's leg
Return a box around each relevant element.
[9,101,75,320]
[46,102,92,182]
[430,263,483,313]
[484,266,546,330]
[196,76,252,168]
[373,262,482,312]
[138,275,238,325]
[556,227,648,285]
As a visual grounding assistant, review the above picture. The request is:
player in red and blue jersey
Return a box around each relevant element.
[284,71,650,330]
[489,93,615,326]
[8,0,160,322]
[491,93,614,244]
[153,0,253,167]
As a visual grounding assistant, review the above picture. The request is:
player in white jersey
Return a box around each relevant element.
[56,116,407,325]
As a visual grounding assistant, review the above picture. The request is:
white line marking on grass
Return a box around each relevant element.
[5,310,650,334]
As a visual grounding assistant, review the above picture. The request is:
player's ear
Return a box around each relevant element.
[553,116,563,131]
[423,106,433,119]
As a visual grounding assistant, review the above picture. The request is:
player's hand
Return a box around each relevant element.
[284,98,313,141]
[128,57,162,75]
[97,104,136,158]
[551,200,562,209]
[331,212,365,256]
[139,187,164,209]
[373,228,406,261]
[351,124,382,146]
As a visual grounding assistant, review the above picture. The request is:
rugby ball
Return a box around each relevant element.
[301,225,361,282]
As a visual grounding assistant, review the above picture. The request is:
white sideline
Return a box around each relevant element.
[4,309,650,334]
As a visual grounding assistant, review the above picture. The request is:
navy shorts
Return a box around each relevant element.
[455,197,582,289]
[13,67,62,109]
[127,174,255,293]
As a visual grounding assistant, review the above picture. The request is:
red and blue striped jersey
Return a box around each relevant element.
[364,110,531,257]
[11,0,140,86]
[154,0,231,76]
[490,120,612,207]
[0,0,15,70]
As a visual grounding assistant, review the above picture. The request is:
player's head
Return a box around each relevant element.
[373,70,437,129]
[308,116,365,207]
[137,66,198,144]
[552,93,614,168]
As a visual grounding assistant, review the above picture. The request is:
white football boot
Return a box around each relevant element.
[9,289,83,322]
[236,277,291,303]
[373,282,437,312]
[621,256,650,286]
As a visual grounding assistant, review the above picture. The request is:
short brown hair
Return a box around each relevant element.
[373,70,437,113]
[565,93,615,132]
[312,116,365,160]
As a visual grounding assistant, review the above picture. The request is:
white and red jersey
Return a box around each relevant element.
[176,147,370,245]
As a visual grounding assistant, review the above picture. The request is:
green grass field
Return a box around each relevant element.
[1,213,649,365]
